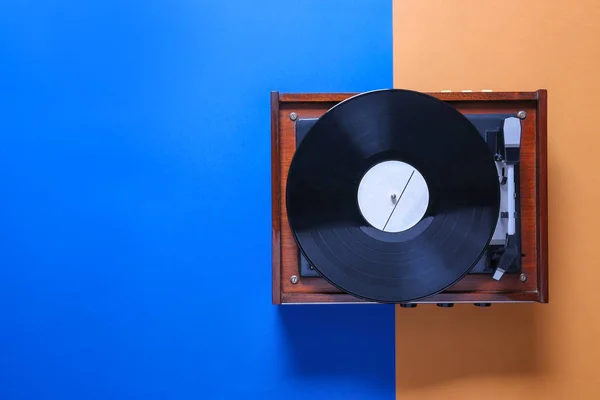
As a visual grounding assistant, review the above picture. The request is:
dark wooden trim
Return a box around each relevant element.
[278,91,538,103]
[433,91,538,102]
[281,293,372,304]
[281,291,541,304]
[270,91,282,305]
[279,93,357,103]
[536,89,549,303]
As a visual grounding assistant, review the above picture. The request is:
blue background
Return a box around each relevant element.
[0,1,395,399]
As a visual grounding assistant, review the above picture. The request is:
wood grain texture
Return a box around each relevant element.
[536,89,549,303]
[271,91,548,304]
[279,93,359,103]
[282,291,540,305]
[279,91,538,103]
[433,91,538,101]
[270,91,281,305]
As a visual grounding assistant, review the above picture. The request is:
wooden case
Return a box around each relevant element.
[271,90,548,305]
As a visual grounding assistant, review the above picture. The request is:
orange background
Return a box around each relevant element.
[393,1,600,399]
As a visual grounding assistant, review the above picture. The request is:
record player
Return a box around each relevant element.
[271,89,548,306]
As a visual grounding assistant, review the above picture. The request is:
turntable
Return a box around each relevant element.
[271,89,548,306]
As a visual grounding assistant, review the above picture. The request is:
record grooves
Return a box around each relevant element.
[285,89,501,303]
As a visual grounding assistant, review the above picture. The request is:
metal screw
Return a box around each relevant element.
[520,273,527,282]
[517,110,527,120]
[289,112,298,121]
[290,275,299,284]
[391,193,397,203]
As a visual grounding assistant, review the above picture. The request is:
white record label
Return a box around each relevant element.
[357,160,429,233]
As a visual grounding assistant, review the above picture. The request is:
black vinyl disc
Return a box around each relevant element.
[285,89,500,303]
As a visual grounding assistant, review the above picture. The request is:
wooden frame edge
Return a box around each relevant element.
[279,91,539,103]
[279,93,357,103]
[536,89,549,303]
[281,291,541,305]
[271,91,282,305]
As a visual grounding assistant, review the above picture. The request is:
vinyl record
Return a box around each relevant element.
[285,89,500,303]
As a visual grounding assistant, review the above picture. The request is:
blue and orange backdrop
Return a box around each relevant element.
[1,1,599,399]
